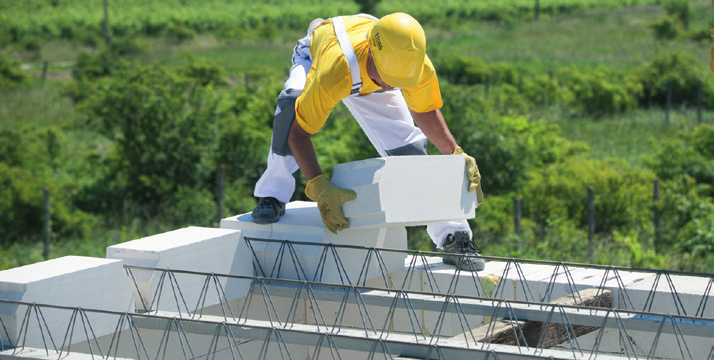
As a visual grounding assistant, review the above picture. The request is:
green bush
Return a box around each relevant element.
[558,67,641,116]
[180,59,227,87]
[661,0,691,29]
[522,73,560,106]
[0,51,25,89]
[644,124,714,268]
[0,127,95,244]
[648,14,683,41]
[683,28,711,43]
[650,176,714,272]
[644,124,714,190]
[433,55,490,85]
[637,50,711,108]
[164,20,196,43]
[523,157,656,235]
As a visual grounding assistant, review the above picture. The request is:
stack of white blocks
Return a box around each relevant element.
[221,155,477,285]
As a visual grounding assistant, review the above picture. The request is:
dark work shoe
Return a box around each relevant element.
[251,197,286,224]
[442,230,486,271]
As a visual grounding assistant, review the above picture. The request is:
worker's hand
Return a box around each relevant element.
[453,146,484,205]
[305,174,357,234]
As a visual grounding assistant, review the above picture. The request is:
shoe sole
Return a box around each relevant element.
[251,208,286,224]
[443,257,486,271]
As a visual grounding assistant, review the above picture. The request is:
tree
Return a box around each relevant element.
[79,64,221,219]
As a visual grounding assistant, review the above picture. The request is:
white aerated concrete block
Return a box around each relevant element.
[106,227,250,313]
[624,273,714,316]
[0,256,134,347]
[331,156,478,228]
[221,201,407,285]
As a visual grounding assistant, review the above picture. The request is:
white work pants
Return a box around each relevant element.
[253,33,470,248]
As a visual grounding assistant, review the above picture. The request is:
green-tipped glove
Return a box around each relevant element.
[453,146,484,205]
[305,174,357,234]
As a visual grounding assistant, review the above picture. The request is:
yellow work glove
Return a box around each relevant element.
[305,174,357,234]
[453,146,484,205]
[710,30,714,77]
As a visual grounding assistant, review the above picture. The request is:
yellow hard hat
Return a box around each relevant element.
[368,13,426,88]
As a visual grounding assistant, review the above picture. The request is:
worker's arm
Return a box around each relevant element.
[288,119,322,180]
[412,108,484,203]
[410,109,458,155]
[288,119,356,233]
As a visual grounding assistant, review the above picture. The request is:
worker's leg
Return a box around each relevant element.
[253,35,312,204]
[341,91,472,249]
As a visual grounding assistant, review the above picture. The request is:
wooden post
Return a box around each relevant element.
[485,74,491,98]
[665,79,672,124]
[587,187,594,256]
[514,197,522,236]
[518,74,523,94]
[103,0,111,46]
[41,61,48,82]
[653,179,660,246]
[697,79,702,123]
[43,187,51,260]
[217,164,225,224]
[535,0,540,20]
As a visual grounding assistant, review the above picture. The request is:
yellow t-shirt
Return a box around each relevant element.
[295,16,443,134]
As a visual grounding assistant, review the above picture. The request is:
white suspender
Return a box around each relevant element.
[332,16,362,95]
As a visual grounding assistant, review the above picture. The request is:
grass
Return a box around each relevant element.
[429,1,711,72]
[0,80,78,129]
[550,108,714,166]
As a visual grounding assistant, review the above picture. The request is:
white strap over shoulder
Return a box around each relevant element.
[332,16,362,95]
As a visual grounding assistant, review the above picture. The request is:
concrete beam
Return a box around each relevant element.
[132,312,630,360]
[259,284,714,338]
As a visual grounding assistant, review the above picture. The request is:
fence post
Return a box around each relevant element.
[518,74,523,94]
[217,164,225,224]
[587,186,594,256]
[485,74,491,98]
[697,79,702,123]
[103,0,111,46]
[514,197,522,236]
[665,79,672,124]
[41,61,48,82]
[535,0,540,20]
[653,179,660,246]
[43,187,51,260]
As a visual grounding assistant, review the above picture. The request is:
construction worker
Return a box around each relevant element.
[250,13,486,271]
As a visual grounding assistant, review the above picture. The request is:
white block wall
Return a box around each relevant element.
[331,156,478,228]
[106,227,250,313]
[0,256,134,347]
[221,201,407,285]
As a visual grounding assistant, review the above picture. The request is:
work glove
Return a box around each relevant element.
[710,30,714,77]
[305,174,357,234]
[453,146,484,205]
